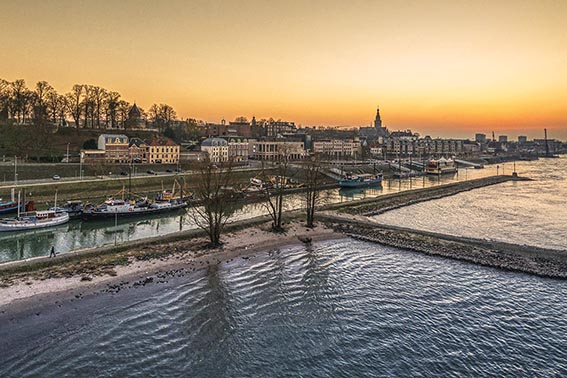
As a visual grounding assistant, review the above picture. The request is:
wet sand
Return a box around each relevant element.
[0,220,342,313]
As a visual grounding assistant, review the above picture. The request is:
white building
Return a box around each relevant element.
[313,139,361,158]
[201,138,229,162]
[250,140,305,160]
[370,146,383,157]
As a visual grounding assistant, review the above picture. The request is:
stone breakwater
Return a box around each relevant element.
[325,219,567,279]
[317,174,567,278]
[326,175,530,216]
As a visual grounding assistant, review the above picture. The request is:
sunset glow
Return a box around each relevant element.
[1,0,565,138]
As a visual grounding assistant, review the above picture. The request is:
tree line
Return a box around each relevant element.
[0,78,178,131]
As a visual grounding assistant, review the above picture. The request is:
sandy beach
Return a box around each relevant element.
[0,220,343,311]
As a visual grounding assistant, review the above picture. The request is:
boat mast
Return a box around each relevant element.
[54,189,58,209]
[544,128,550,157]
[398,143,402,179]
[128,161,132,200]
[17,190,21,218]
[409,141,413,177]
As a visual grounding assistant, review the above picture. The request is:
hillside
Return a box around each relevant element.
[0,125,161,161]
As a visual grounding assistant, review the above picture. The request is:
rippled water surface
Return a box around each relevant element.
[375,156,567,250]
[2,239,567,377]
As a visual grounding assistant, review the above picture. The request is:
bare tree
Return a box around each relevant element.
[105,91,120,128]
[304,154,323,228]
[148,103,160,126]
[91,86,107,128]
[33,81,55,122]
[117,100,130,128]
[0,79,10,120]
[148,103,176,131]
[259,144,293,232]
[160,104,176,129]
[34,81,54,107]
[10,79,31,124]
[56,94,67,126]
[65,84,83,128]
[189,157,237,247]
[82,84,93,128]
[46,92,66,126]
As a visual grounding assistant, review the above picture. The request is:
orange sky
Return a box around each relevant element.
[1,0,566,139]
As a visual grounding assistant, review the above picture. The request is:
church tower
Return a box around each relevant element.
[374,106,382,129]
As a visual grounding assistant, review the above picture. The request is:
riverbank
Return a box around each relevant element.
[0,219,341,309]
[4,172,564,313]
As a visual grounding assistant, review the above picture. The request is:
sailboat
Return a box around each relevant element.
[0,191,69,232]
[0,188,28,214]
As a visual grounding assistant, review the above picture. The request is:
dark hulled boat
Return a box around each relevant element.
[81,187,188,221]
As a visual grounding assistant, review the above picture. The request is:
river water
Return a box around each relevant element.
[2,158,566,377]
[375,156,567,250]
[1,164,502,263]
[1,238,566,377]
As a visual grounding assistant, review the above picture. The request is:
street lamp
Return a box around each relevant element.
[66,143,70,163]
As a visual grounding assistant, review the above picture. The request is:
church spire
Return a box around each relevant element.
[374,105,382,129]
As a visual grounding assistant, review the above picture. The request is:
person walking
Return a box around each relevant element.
[49,246,56,258]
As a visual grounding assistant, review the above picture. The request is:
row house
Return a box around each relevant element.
[225,137,251,162]
[148,139,180,164]
[417,138,464,156]
[384,130,418,157]
[81,134,179,164]
[128,137,148,163]
[384,131,465,157]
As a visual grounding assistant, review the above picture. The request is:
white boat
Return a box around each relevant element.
[426,158,458,175]
[250,177,263,187]
[0,209,70,232]
[0,189,70,232]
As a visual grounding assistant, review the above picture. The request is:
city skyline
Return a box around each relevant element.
[1,0,566,139]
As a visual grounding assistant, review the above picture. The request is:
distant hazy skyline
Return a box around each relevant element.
[1,0,565,139]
